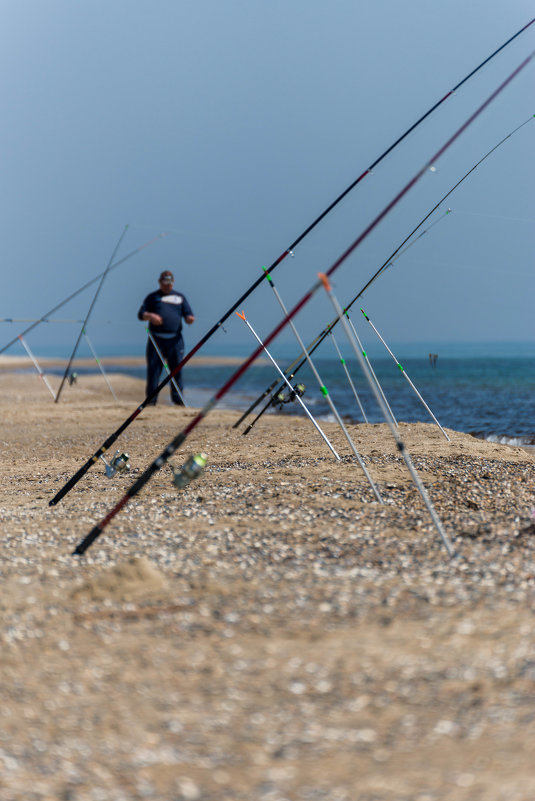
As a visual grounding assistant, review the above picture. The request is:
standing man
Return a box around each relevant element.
[138,270,195,405]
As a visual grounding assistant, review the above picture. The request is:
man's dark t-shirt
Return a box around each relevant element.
[138,290,194,339]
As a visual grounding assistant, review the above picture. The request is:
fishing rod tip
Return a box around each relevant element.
[235,311,246,321]
[318,273,331,291]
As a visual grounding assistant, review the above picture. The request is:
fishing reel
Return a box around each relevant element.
[68,372,78,386]
[272,382,306,410]
[171,452,208,490]
[100,450,131,479]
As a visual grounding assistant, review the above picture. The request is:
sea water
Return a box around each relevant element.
[41,344,535,446]
[183,354,535,445]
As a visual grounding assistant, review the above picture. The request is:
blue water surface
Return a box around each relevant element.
[43,351,535,445]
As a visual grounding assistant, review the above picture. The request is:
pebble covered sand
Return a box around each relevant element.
[0,370,534,800]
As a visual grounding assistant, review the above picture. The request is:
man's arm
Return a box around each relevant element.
[182,295,195,325]
[142,311,163,325]
[138,293,163,326]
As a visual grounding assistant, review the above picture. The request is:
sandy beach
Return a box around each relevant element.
[1,370,534,800]
[0,353,267,370]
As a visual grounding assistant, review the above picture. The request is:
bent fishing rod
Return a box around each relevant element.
[55,225,130,403]
[236,112,535,435]
[49,24,535,507]
[71,49,535,555]
[0,232,168,355]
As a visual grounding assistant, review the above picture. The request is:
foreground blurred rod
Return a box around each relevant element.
[319,274,456,558]
[236,310,341,461]
[0,232,168,356]
[55,225,130,403]
[71,51,534,555]
[236,112,535,434]
[360,307,450,440]
[262,267,383,502]
[72,273,329,555]
[50,25,535,504]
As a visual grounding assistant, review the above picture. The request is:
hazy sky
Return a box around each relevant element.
[1,1,534,359]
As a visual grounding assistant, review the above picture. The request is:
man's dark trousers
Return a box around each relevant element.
[146,334,184,405]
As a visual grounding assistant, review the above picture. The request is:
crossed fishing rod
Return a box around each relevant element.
[235,114,535,436]
[66,45,535,557]
[46,20,534,514]
[0,232,169,358]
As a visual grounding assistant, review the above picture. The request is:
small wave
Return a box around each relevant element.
[470,431,535,447]
[316,412,337,424]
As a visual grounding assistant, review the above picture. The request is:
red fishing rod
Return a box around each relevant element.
[235,112,535,435]
[49,18,535,507]
[72,47,535,555]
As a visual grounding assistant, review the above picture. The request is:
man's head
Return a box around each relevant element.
[159,270,174,293]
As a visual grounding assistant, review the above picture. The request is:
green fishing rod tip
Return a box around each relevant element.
[262,266,272,282]
[340,358,345,365]
[397,363,404,372]
[362,351,367,358]
[320,386,329,397]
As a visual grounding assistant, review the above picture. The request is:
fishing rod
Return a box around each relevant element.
[261,268,383,502]
[83,331,119,402]
[238,211,453,436]
[0,232,168,356]
[145,327,186,406]
[49,23,535,506]
[369,209,452,282]
[327,329,369,423]
[55,226,130,403]
[236,311,341,460]
[1,318,89,324]
[236,208,451,431]
[71,50,534,555]
[17,335,57,401]
[343,311,398,425]
[236,112,535,435]
[319,274,455,557]
[360,307,449,439]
